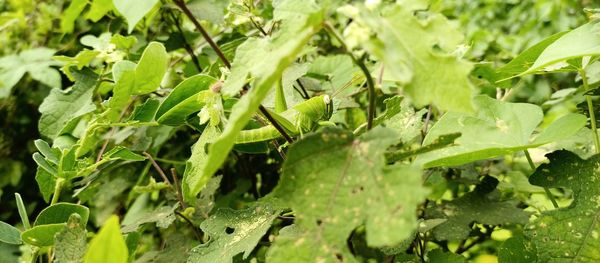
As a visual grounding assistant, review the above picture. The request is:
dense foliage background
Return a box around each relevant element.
[1,0,599,262]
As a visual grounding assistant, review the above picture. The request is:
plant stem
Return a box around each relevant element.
[524,150,559,208]
[166,7,202,72]
[323,22,376,130]
[173,0,293,144]
[143,152,173,185]
[580,69,600,154]
[50,178,65,205]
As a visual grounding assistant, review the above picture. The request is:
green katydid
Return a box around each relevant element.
[235,73,364,144]
[235,94,333,144]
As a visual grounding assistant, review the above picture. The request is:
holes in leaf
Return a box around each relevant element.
[225,226,235,234]
[351,185,364,194]
[335,253,343,261]
[316,219,323,226]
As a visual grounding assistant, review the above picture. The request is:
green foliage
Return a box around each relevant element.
[3,0,600,262]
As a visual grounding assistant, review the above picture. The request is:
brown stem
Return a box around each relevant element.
[143,152,172,185]
[167,7,202,72]
[170,168,187,209]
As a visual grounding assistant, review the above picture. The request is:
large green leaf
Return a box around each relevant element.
[54,214,87,263]
[416,96,586,168]
[113,0,160,33]
[84,215,128,263]
[268,127,428,262]
[525,150,600,262]
[498,235,537,263]
[196,0,324,189]
[187,204,279,263]
[522,21,600,75]
[357,3,475,112]
[21,224,65,247]
[155,74,217,125]
[38,70,98,139]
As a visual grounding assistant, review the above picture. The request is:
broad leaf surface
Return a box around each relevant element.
[498,235,537,263]
[269,127,428,262]
[21,224,65,247]
[0,48,62,98]
[187,204,279,263]
[182,125,221,201]
[416,96,586,168]
[525,150,600,262]
[358,4,475,112]
[34,203,90,227]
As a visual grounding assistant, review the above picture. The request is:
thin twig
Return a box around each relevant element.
[174,210,202,241]
[166,7,202,72]
[524,150,559,208]
[323,22,376,130]
[173,0,293,144]
[143,152,172,185]
[170,168,187,209]
[421,105,433,140]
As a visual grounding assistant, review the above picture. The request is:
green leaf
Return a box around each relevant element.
[129,98,160,122]
[38,69,98,139]
[425,177,529,241]
[155,75,217,125]
[416,96,587,168]
[200,0,323,187]
[113,0,160,33]
[102,147,145,161]
[522,21,600,75]
[35,169,56,202]
[121,205,177,233]
[525,150,600,262]
[34,203,90,227]
[86,0,114,22]
[269,127,428,261]
[21,224,65,247]
[60,0,88,33]
[355,96,427,141]
[187,204,279,263]
[498,235,537,263]
[0,48,62,98]
[84,215,128,263]
[428,249,466,263]
[496,31,568,80]
[54,214,87,263]
[0,221,21,245]
[182,125,221,202]
[358,4,475,112]
[133,42,167,95]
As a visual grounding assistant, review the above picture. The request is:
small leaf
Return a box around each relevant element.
[21,224,65,247]
[0,221,21,245]
[38,69,98,139]
[113,0,160,33]
[428,249,466,263]
[83,215,128,263]
[133,42,168,95]
[60,0,88,33]
[102,147,145,162]
[121,205,177,233]
[34,203,90,227]
[187,204,279,263]
[35,169,56,202]
[86,0,114,22]
[54,214,87,263]
[155,75,217,125]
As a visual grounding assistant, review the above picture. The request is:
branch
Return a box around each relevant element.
[166,7,202,72]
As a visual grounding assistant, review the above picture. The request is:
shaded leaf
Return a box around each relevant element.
[34,203,90,227]
[21,224,65,247]
[525,150,600,262]
[498,235,537,263]
[113,0,160,33]
[155,75,217,125]
[0,221,21,245]
[428,249,466,263]
[183,125,221,202]
[187,204,279,263]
